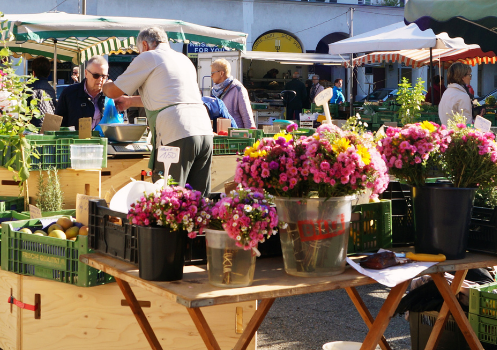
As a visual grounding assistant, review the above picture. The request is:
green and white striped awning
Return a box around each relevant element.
[1,12,247,64]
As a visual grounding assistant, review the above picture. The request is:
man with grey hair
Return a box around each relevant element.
[309,75,324,104]
[103,27,213,196]
[56,55,109,129]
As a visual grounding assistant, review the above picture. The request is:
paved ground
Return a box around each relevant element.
[257,284,412,350]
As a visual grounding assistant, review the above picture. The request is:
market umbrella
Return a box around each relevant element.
[404,0,497,53]
[0,12,247,88]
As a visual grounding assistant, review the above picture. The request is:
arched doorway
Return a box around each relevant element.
[314,32,349,88]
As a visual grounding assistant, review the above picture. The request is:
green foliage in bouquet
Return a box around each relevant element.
[397,77,426,125]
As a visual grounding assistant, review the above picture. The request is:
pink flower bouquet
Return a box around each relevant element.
[442,124,497,188]
[206,187,279,250]
[235,124,389,199]
[127,184,209,234]
[377,121,449,187]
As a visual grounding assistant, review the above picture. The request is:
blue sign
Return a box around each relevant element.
[187,42,228,58]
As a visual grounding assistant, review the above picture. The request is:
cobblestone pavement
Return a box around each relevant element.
[257,284,411,350]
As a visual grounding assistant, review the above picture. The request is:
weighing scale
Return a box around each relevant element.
[107,140,153,156]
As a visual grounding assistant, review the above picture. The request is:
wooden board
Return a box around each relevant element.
[0,269,21,350]
[101,158,151,201]
[0,168,101,209]
[0,271,255,350]
[211,155,238,193]
[81,251,497,309]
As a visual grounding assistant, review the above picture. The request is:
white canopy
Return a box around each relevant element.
[328,22,468,55]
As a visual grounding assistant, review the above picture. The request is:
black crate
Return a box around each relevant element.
[380,182,414,246]
[409,311,470,350]
[88,199,139,266]
[468,206,497,255]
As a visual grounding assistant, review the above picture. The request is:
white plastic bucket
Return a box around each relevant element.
[322,341,381,350]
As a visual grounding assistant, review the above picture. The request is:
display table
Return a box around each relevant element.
[80,250,497,350]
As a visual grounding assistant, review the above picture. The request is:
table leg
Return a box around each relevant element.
[359,280,410,350]
[345,287,392,350]
[187,308,222,350]
[431,273,484,350]
[424,270,468,350]
[115,277,163,350]
[233,298,275,350]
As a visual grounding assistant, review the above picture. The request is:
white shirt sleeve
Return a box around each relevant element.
[114,53,157,96]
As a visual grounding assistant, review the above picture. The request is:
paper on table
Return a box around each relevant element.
[346,251,438,287]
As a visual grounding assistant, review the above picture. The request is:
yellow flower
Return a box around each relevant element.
[357,144,371,165]
[273,132,292,142]
[420,120,436,132]
[332,138,351,154]
[244,140,261,156]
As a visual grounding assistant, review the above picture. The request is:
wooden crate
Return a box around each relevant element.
[211,155,238,193]
[0,269,256,350]
[0,168,100,209]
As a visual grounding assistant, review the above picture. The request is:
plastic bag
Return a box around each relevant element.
[95,97,124,136]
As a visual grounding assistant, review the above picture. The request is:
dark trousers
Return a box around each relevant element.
[286,108,302,120]
[152,135,213,197]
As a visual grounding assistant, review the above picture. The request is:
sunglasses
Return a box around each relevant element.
[86,69,109,80]
[211,70,220,75]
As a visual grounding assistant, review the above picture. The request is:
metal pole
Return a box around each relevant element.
[430,47,434,104]
[348,9,354,115]
[53,39,57,96]
[82,0,86,15]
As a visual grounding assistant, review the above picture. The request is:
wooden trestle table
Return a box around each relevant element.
[80,249,497,350]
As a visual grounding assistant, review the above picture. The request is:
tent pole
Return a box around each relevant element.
[349,7,354,118]
[430,47,434,104]
[53,39,57,96]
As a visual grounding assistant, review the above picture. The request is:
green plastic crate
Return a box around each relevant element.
[1,217,114,287]
[1,134,107,171]
[469,313,497,345]
[0,196,24,212]
[469,281,497,319]
[212,136,255,155]
[45,130,100,138]
[0,211,27,266]
[348,200,392,254]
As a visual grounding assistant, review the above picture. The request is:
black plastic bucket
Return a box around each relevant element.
[138,226,186,281]
[412,184,476,260]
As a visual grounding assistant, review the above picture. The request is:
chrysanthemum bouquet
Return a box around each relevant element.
[442,123,497,188]
[127,184,209,233]
[235,123,389,199]
[376,121,450,187]
[205,187,279,250]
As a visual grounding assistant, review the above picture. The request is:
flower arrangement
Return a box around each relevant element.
[127,184,208,233]
[441,123,497,188]
[377,121,450,187]
[235,123,389,199]
[205,186,278,250]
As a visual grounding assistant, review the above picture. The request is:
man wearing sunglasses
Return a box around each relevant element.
[55,55,109,129]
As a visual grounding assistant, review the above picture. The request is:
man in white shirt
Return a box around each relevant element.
[102,27,213,196]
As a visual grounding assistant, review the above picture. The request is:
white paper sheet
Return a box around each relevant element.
[346,252,439,287]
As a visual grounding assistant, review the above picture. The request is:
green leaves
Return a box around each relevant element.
[397,77,426,125]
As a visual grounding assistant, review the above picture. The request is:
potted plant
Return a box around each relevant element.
[199,186,278,287]
[235,123,389,277]
[127,184,208,281]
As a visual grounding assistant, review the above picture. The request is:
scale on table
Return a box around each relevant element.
[99,124,153,156]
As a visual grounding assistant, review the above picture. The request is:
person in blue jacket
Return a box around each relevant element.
[201,96,238,132]
[330,78,345,104]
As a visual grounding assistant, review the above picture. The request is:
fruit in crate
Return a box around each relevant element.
[48,230,66,239]
[34,230,47,236]
[65,226,79,239]
[48,223,63,233]
[19,228,32,234]
[57,217,73,230]
[79,226,89,236]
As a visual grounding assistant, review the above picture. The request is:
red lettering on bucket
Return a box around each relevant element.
[297,214,347,242]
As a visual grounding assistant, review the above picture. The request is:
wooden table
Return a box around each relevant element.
[80,251,497,350]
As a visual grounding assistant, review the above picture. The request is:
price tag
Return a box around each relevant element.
[40,113,63,134]
[157,146,180,181]
[29,205,42,219]
[76,194,101,226]
[474,116,491,132]
[78,117,92,139]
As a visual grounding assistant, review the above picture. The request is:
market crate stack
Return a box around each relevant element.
[468,206,497,255]
[469,282,497,346]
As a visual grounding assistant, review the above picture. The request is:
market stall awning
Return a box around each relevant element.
[404,0,497,53]
[328,21,468,55]
[240,51,343,65]
[0,12,248,64]
[345,46,488,68]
